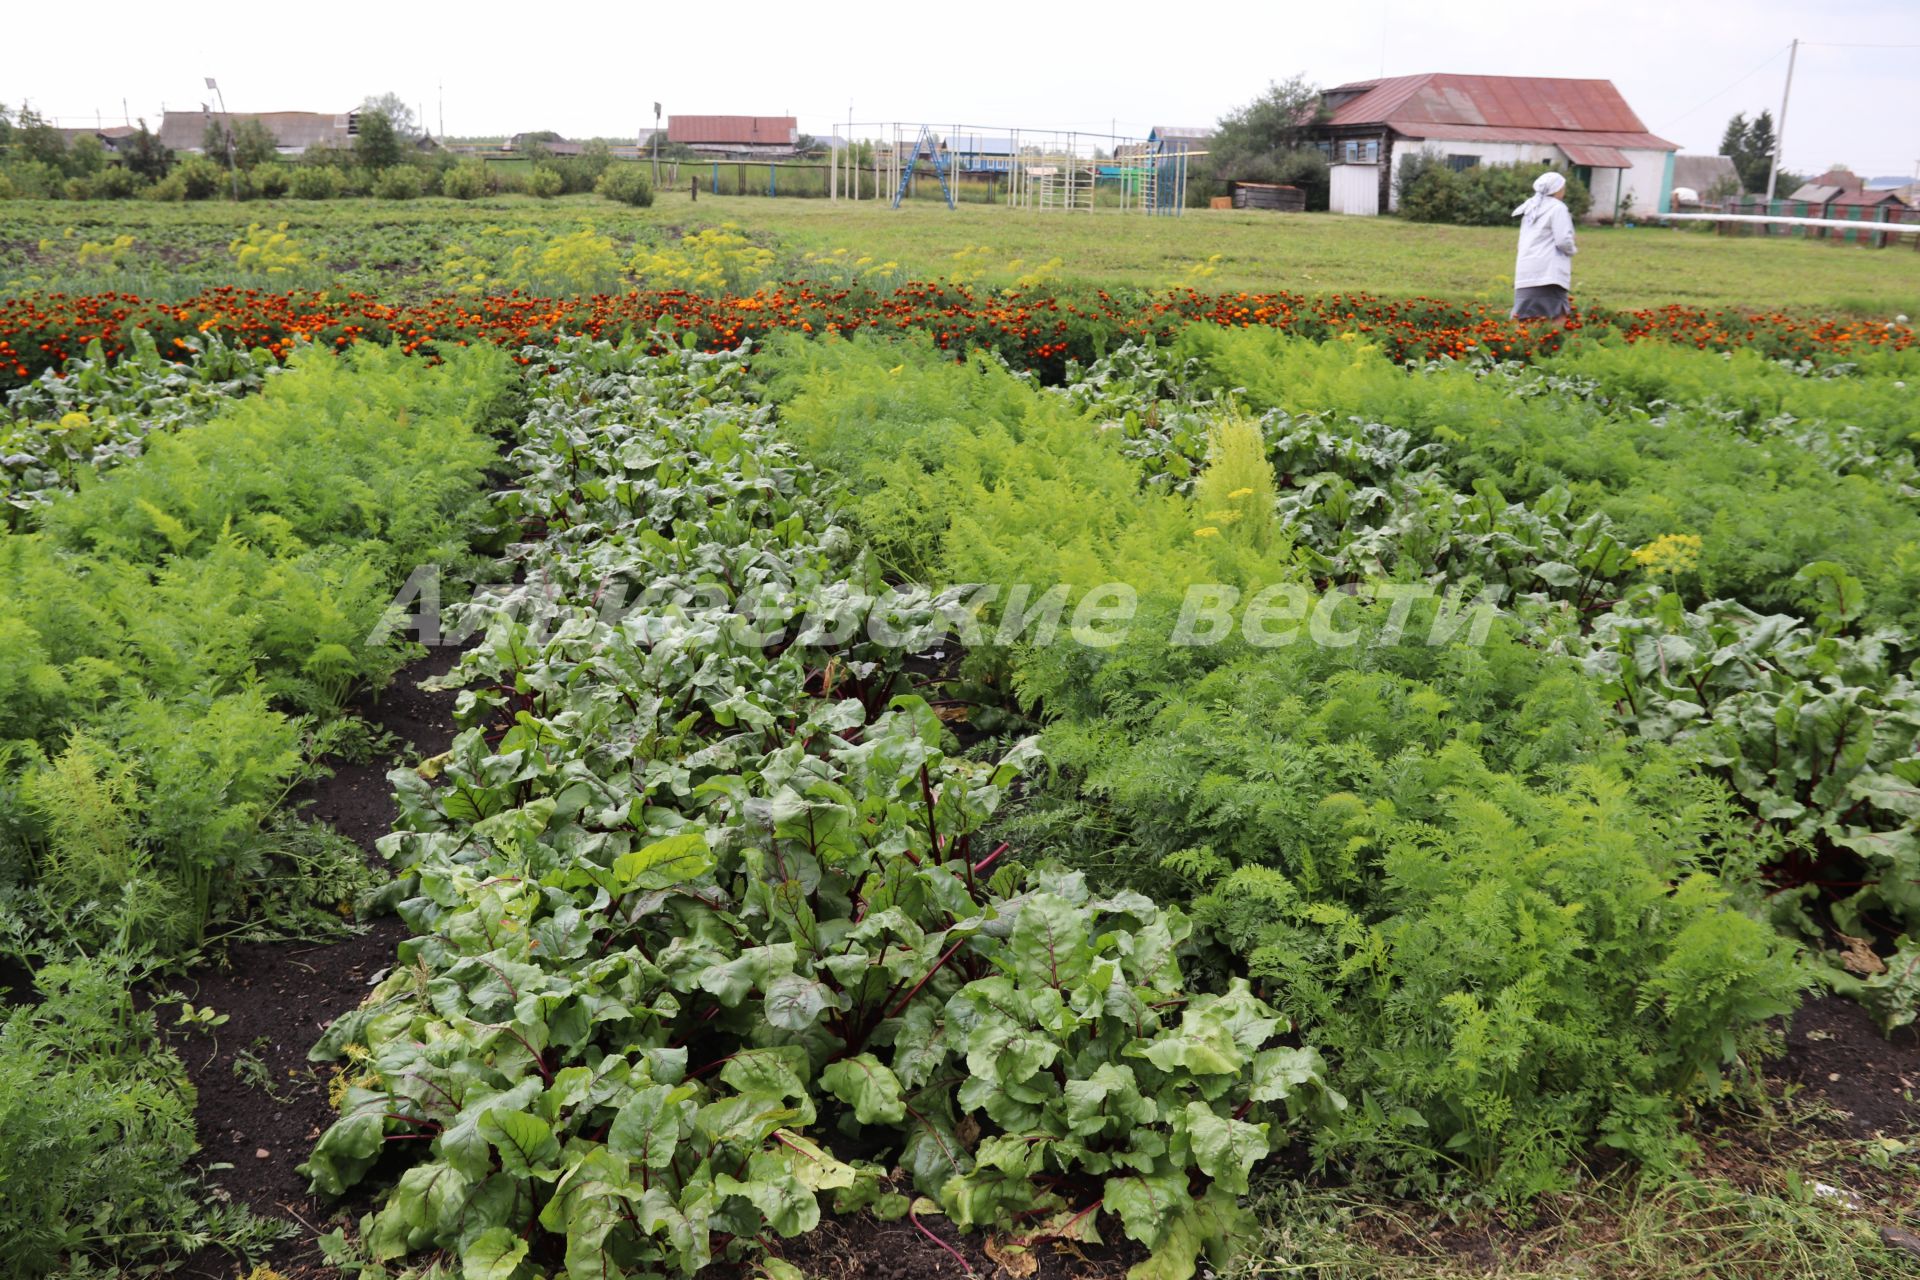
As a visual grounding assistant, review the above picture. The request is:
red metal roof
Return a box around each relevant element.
[1558,142,1631,168]
[667,115,797,145]
[1832,188,1905,207]
[1323,74,1676,150]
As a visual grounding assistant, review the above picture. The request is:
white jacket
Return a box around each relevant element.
[1513,197,1576,289]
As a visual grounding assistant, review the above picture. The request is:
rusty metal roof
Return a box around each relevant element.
[667,115,797,146]
[1323,74,1676,150]
[1832,188,1906,207]
[1559,142,1631,168]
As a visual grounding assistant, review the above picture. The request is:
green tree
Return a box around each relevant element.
[1717,110,1781,193]
[230,117,279,169]
[360,92,419,140]
[15,106,68,171]
[202,119,235,168]
[578,137,613,180]
[353,109,401,170]
[1718,112,1748,171]
[1742,110,1776,191]
[1207,75,1325,183]
[66,134,106,177]
[121,121,173,181]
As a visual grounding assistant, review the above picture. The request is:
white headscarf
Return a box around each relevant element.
[1512,170,1567,218]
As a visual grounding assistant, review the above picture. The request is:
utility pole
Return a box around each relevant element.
[205,77,239,201]
[652,102,662,183]
[1764,38,1798,205]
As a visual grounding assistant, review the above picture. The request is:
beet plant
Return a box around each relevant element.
[305,337,1339,1280]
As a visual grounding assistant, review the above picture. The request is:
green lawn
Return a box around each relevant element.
[3,190,1917,314]
[668,190,1920,313]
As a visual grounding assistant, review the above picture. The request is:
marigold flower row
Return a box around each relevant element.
[0,282,1909,389]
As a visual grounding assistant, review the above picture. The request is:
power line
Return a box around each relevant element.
[1661,42,1792,131]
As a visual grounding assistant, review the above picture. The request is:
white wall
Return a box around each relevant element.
[1392,140,1671,220]
[1609,149,1668,220]
[1330,162,1381,215]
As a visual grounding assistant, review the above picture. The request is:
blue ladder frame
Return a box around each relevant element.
[890,126,956,210]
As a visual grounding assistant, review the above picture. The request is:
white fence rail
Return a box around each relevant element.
[1655,210,1920,243]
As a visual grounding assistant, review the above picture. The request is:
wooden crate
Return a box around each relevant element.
[1230,183,1306,212]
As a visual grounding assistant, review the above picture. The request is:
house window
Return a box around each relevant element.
[1341,139,1379,164]
[1446,154,1479,172]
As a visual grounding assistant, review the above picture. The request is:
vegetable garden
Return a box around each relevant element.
[3,232,1920,1279]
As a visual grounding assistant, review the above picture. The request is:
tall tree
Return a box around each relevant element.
[121,121,173,180]
[1717,110,1780,192]
[360,93,419,140]
[1208,75,1325,183]
[1718,112,1748,163]
[203,118,235,167]
[1741,110,1776,191]
[15,105,69,171]
[230,117,280,169]
[353,109,402,170]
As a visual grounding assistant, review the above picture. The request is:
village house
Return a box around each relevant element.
[1669,153,1743,206]
[156,109,356,156]
[666,115,799,158]
[1311,74,1677,220]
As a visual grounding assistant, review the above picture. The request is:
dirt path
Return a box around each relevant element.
[169,643,463,1280]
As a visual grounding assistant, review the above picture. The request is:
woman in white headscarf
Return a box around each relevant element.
[1511,170,1576,319]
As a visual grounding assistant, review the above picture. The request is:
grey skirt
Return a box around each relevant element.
[1512,284,1570,319]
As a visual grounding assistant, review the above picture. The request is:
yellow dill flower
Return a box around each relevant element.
[1629,533,1702,577]
[1227,487,1255,500]
[1193,527,1221,539]
[59,411,91,430]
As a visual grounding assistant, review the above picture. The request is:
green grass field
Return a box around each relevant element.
[4,190,1917,314]
[664,189,1920,314]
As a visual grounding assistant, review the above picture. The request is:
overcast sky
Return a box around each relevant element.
[11,0,1918,177]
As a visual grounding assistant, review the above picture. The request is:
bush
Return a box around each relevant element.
[0,171,14,200]
[526,164,564,199]
[595,162,654,206]
[1397,158,1459,223]
[89,166,143,199]
[0,159,62,199]
[370,165,423,200]
[253,161,292,198]
[288,163,342,199]
[164,155,225,200]
[61,176,91,201]
[440,157,492,199]
[1399,159,1591,225]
